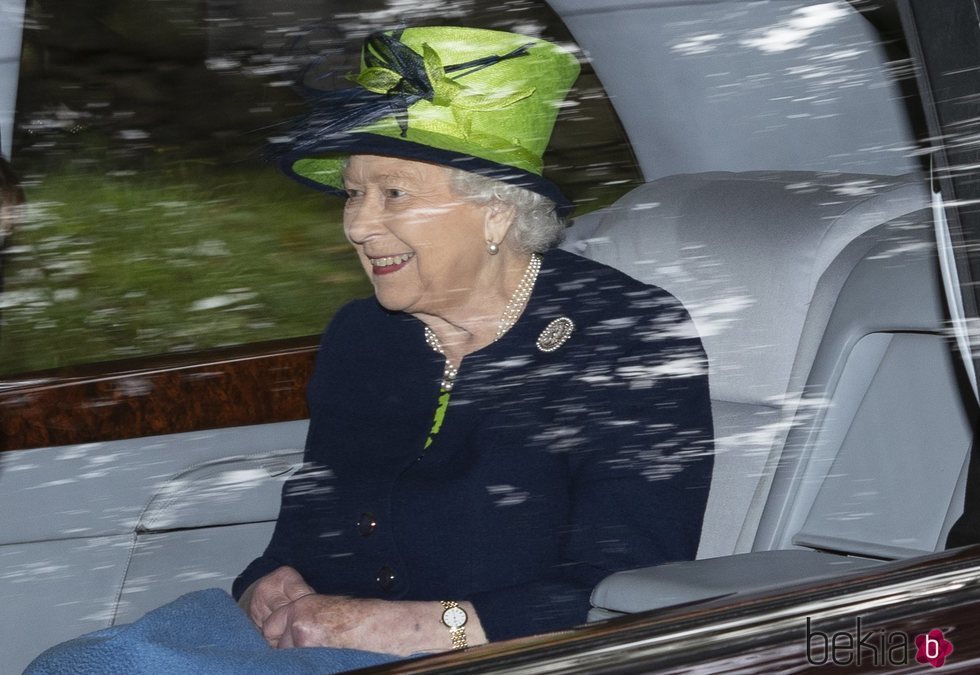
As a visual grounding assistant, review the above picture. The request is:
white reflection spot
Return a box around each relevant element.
[741,2,848,53]
[672,33,723,56]
[0,290,44,309]
[206,57,240,71]
[486,484,530,507]
[118,129,149,141]
[190,290,258,311]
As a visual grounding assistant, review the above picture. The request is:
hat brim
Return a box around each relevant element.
[277,132,574,217]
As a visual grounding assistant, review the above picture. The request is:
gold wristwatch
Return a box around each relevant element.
[440,600,468,650]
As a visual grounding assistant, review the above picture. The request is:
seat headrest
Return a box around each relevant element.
[569,171,929,405]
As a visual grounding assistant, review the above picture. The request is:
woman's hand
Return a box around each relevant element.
[238,566,316,631]
[263,594,486,655]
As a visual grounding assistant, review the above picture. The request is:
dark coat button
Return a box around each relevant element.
[376,566,396,592]
[358,512,377,536]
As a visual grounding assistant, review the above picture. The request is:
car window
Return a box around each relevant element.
[5,1,980,673]
[0,0,640,376]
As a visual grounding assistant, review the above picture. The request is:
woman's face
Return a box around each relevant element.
[341,154,501,317]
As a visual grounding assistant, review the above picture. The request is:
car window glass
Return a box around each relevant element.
[0,0,640,376]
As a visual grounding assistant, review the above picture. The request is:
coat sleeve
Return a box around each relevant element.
[469,302,715,641]
[231,303,357,601]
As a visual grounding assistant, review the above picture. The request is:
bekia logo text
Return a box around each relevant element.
[806,617,953,668]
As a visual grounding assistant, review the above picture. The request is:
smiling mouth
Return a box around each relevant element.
[369,252,415,275]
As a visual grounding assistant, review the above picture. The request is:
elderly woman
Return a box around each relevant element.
[26,25,713,673]
[232,25,714,657]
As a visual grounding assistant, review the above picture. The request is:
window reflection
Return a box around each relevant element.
[0,0,639,375]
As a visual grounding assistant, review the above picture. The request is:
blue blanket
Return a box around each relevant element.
[25,589,402,674]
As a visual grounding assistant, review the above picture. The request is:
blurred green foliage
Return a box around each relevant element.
[0,165,370,375]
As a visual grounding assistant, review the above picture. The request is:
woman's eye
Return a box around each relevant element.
[344,188,362,200]
[385,188,405,199]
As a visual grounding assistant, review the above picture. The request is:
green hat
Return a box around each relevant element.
[274,26,581,214]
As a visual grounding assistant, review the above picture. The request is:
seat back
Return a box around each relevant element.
[566,171,930,558]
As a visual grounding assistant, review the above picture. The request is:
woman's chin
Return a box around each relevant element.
[373,289,419,314]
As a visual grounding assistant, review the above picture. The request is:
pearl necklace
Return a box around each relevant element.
[425,328,459,390]
[424,253,542,390]
[494,253,542,340]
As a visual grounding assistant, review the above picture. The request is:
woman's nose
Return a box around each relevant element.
[343,197,384,244]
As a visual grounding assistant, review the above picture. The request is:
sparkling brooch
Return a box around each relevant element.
[536,317,575,352]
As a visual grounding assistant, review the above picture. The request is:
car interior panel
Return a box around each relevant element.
[580,184,977,617]
[548,0,917,181]
[763,233,973,557]
[552,0,980,622]
[0,421,306,670]
[3,0,980,671]
[0,336,318,452]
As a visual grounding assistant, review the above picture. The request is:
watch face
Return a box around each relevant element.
[442,606,467,628]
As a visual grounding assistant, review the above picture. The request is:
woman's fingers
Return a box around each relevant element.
[244,566,315,629]
[262,604,289,648]
[283,576,316,602]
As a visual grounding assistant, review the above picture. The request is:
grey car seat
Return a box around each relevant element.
[564,171,976,617]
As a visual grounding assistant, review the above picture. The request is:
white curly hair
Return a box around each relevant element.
[447,167,566,254]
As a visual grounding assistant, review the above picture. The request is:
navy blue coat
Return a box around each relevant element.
[233,248,714,641]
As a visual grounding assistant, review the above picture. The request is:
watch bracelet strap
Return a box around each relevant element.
[449,626,468,650]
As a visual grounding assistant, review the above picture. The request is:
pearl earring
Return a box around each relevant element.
[487,241,499,255]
